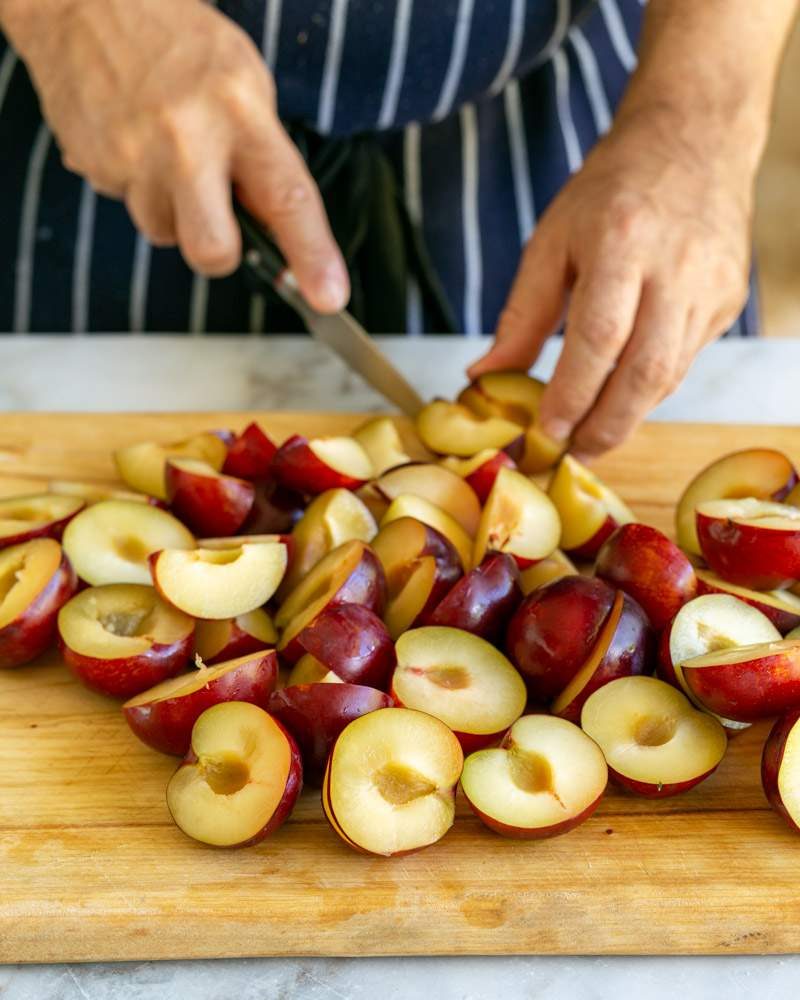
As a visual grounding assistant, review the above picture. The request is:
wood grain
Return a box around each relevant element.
[2,413,800,962]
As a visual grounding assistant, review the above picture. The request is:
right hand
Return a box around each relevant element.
[2,0,349,309]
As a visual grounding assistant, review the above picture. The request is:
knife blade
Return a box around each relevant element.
[270,271,425,419]
[237,204,425,418]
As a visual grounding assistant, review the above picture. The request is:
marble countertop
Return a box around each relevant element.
[2,334,800,1000]
[0,335,798,422]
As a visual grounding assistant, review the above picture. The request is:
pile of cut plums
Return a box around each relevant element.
[4,371,800,855]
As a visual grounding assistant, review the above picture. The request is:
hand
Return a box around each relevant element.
[469,104,754,460]
[3,0,348,309]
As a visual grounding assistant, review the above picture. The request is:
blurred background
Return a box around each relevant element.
[756,23,800,337]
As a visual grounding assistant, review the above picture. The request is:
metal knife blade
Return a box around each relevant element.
[271,272,425,418]
[237,203,425,416]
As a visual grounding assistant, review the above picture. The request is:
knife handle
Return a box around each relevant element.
[235,200,322,324]
[234,201,288,283]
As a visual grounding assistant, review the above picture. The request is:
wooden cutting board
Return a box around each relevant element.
[2,413,800,963]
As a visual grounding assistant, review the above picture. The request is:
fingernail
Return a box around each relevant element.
[310,260,349,312]
[466,358,488,379]
[314,274,348,313]
[539,418,571,444]
[468,345,504,378]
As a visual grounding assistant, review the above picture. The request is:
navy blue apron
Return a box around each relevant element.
[0,0,760,336]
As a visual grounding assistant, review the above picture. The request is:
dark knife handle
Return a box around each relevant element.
[234,199,318,325]
[234,201,288,288]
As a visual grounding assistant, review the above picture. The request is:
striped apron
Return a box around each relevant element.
[0,0,760,336]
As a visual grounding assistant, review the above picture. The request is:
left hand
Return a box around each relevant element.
[468,103,754,460]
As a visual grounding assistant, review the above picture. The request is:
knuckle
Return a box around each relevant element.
[712,249,742,285]
[216,29,274,110]
[628,352,673,396]
[220,71,261,120]
[186,235,238,276]
[596,426,626,451]
[268,177,311,215]
[605,191,651,243]
[575,315,623,355]
[578,424,625,456]
[263,173,315,220]
[546,379,591,422]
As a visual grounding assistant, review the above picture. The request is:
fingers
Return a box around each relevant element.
[467,224,569,379]
[570,281,685,461]
[233,119,349,314]
[125,179,177,247]
[172,159,242,276]
[127,112,345,295]
[537,259,643,444]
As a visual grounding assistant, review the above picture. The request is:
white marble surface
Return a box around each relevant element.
[2,334,800,999]
[0,334,799,423]
[2,954,800,1000]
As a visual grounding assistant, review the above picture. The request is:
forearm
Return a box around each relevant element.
[617,0,799,178]
[0,0,82,50]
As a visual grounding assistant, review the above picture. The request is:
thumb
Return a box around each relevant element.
[468,226,568,379]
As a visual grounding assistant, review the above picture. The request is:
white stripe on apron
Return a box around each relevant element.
[317,0,349,134]
[378,0,414,129]
[71,182,97,334]
[568,25,612,135]
[461,103,482,336]
[189,274,209,335]
[553,49,583,174]
[406,280,423,336]
[532,0,571,69]
[129,235,152,333]
[263,0,283,70]
[489,0,526,97]
[432,0,476,122]
[0,48,17,113]
[14,123,51,335]
[598,0,638,72]
[403,123,423,336]
[503,81,535,246]
[249,293,266,335]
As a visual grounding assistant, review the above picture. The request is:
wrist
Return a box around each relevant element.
[615,0,790,187]
[615,75,768,186]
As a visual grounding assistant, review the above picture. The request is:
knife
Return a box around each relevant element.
[236,203,425,418]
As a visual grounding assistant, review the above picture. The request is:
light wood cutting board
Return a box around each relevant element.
[1,413,799,962]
